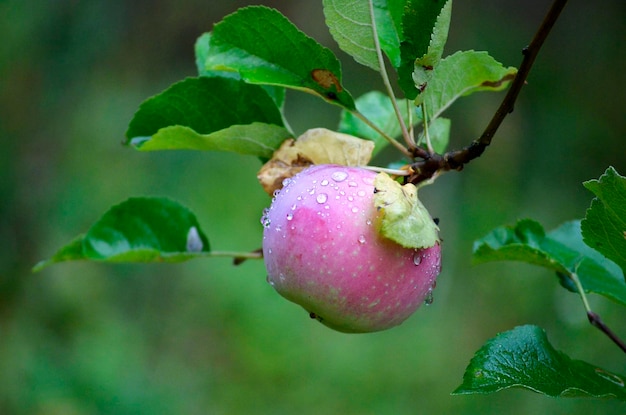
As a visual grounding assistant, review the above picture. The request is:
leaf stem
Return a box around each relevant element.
[421,102,435,153]
[408,0,569,184]
[352,111,411,157]
[367,0,415,152]
[569,270,626,354]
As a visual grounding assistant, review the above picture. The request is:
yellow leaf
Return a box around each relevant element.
[257,128,374,195]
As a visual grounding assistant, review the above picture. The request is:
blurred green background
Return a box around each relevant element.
[2,1,625,414]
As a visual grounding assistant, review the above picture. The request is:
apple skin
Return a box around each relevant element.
[262,164,441,333]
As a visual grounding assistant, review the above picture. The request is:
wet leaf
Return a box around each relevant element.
[454,325,626,400]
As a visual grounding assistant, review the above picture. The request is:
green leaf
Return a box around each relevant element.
[125,77,288,156]
[581,167,626,278]
[417,117,450,154]
[34,198,211,271]
[323,0,404,70]
[420,50,516,118]
[33,234,87,272]
[473,219,626,306]
[338,91,419,155]
[412,0,452,95]
[373,172,440,249]
[130,123,291,159]
[453,325,626,399]
[205,6,355,109]
[195,32,286,109]
[398,0,449,99]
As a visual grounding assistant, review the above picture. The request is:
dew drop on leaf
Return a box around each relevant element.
[186,226,204,252]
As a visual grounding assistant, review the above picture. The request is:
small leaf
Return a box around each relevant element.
[257,128,375,196]
[205,6,355,109]
[34,198,211,271]
[420,50,516,118]
[453,325,626,400]
[338,91,420,156]
[473,219,626,306]
[398,0,449,99]
[125,77,286,156]
[412,0,452,95]
[323,0,404,70]
[130,123,292,159]
[373,172,439,249]
[581,167,626,278]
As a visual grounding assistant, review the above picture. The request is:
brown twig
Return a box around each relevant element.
[587,311,626,354]
[407,0,569,185]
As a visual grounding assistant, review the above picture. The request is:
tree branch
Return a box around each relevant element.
[408,0,569,184]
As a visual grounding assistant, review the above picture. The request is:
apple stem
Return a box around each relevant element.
[359,165,410,176]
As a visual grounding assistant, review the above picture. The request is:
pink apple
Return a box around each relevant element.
[261,164,441,333]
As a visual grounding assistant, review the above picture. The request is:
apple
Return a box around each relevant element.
[261,164,441,333]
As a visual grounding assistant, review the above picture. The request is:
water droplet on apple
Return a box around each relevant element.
[316,193,328,204]
[351,207,359,213]
[358,235,366,244]
[357,190,366,197]
[282,178,292,187]
[260,208,271,228]
[348,181,358,187]
[320,179,329,186]
[286,213,293,221]
[423,288,434,305]
[331,171,348,182]
[413,251,422,266]
[267,275,275,286]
